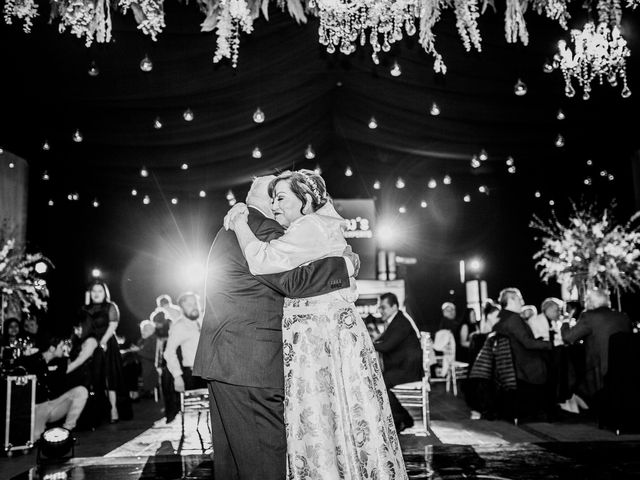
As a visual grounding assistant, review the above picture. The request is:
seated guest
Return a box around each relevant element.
[560,288,632,411]
[163,292,206,421]
[373,293,423,432]
[23,315,47,351]
[528,297,563,341]
[1,317,26,346]
[520,305,538,321]
[438,302,458,333]
[494,288,552,419]
[18,337,89,438]
[136,320,158,398]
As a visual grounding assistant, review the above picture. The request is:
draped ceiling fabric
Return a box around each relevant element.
[2,3,640,332]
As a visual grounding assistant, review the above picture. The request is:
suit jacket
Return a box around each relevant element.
[373,311,423,385]
[192,209,350,389]
[493,309,551,385]
[561,306,632,397]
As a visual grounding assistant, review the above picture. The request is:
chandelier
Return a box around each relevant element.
[310,0,419,64]
[555,22,631,100]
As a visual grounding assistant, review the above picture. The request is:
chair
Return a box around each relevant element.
[431,329,469,396]
[389,331,435,435]
[180,387,211,435]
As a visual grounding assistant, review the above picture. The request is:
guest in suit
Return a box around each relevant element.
[373,292,423,432]
[192,175,356,480]
[493,287,552,419]
[528,297,563,341]
[561,288,632,410]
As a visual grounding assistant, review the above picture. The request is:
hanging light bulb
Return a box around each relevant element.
[368,117,378,129]
[555,134,565,148]
[463,194,471,203]
[199,190,207,198]
[398,205,407,213]
[140,166,149,177]
[131,189,138,196]
[154,117,163,129]
[72,193,79,201]
[73,129,83,143]
[88,61,99,77]
[253,108,265,124]
[508,166,517,174]
[305,144,316,160]
[9,162,15,169]
[395,177,405,189]
[181,163,189,170]
[48,200,54,207]
[549,200,555,206]
[314,164,322,175]
[228,198,237,206]
[42,140,50,151]
[443,175,452,185]
[140,55,153,72]
[599,170,607,177]
[183,109,194,122]
[373,180,381,190]
[42,171,49,181]
[92,199,100,208]
[67,194,73,201]
[471,156,481,169]
[514,78,528,96]
[586,159,593,166]
[534,191,541,198]
[430,102,440,116]
[428,178,437,189]
[506,156,515,167]
[252,147,262,159]
[556,109,566,120]
[143,195,151,205]
[478,185,488,194]
[420,200,428,208]
[608,174,615,181]
[584,177,592,185]
[171,197,178,205]
[543,61,554,73]
[479,149,488,161]
[390,61,402,77]
[345,166,353,177]
[226,190,235,201]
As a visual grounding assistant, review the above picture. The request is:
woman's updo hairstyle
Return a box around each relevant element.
[268,169,329,215]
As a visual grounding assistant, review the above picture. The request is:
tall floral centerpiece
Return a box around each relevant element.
[0,237,51,328]
[531,203,640,307]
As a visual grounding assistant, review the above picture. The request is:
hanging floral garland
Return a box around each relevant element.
[3,0,38,33]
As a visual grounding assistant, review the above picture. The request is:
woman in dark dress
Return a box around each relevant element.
[80,280,125,423]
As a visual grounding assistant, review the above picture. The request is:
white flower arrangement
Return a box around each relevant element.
[531,202,640,296]
[119,0,165,41]
[3,0,39,33]
[0,238,51,314]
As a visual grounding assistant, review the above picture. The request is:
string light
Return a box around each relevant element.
[599,170,607,177]
[368,117,378,129]
[471,156,481,169]
[42,171,49,181]
[131,189,138,196]
[549,200,555,206]
[430,102,440,116]
[92,199,100,208]
[395,177,405,189]
[506,156,515,166]
[463,194,471,203]
[508,166,517,174]
[420,200,428,208]
[314,164,322,175]
[478,185,488,194]
[345,166,353,177]
[534,191,541,198]
[199,190,207,198]
[428,178,437,189]
[48,200,54,207]
[373,180,381,190]
[479,149,488,161]
[390,61,402,77]
[183,109,194,122]
[140,166,149,177]
[140,54,153,72]
[42,140,50,151]
[253,108,265,124]
[443,175,452,185]
[154,117,163,129]
[556,109,566,120]
[608,174,615,181]
[555,134,565,147]
[398,205,407,213]
[584,177,592,185]
[586,159,593,166]
[73,129,83,143]
[305,144,316,160]
[72,193,79,201]
[143,195,151,205]
[252,147,262,159]
[514,78,528,96]
[88,61,99,77]
[171,197,178,205]
[181,163,189,170]
[9,162,15,168]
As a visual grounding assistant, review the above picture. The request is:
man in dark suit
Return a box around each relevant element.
[561,288,632,408]
[192,176,357,480]
[374,292,423,432]
[493,287,552,418]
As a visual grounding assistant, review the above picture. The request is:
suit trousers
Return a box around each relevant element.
[383,369,415,426]
[208,380,286,480]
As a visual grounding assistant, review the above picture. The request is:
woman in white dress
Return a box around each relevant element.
[226,170,407,480]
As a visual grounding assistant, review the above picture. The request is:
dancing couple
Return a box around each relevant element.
[193,169,407,480]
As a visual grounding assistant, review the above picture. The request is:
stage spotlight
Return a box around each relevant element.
[37,427,75,464]
[91,268,102,278]
[377,225,396,248]
[35,261,48,274]
[177,261,207,287]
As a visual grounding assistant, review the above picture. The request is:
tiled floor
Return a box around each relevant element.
[4,383,640,479]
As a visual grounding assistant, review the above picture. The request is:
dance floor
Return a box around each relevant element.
[3,385,640,479]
